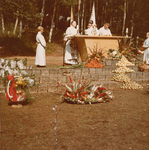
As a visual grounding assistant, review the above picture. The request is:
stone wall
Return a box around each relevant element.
[0,60,149,93]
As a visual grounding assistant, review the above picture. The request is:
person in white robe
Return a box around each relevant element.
[98,23,112,36]
[85,20,98,36]
[35,26,46,67]
[85,23,93,35]
[143,32,149,64]
[64,21,78,65]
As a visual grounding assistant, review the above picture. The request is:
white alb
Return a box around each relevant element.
[35,32,46,66]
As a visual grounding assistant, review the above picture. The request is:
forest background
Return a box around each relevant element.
[0,0,149,56]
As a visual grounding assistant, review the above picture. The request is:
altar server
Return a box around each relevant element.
[64,21,78,65]
[98,23,112,36]
[143,32,149,64]
[35,26,46,67]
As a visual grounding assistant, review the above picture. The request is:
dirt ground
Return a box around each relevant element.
[3,43,64,68]
[0,87,149,150]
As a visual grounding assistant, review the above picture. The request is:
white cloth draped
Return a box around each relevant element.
[143,38,149,64]
[98,26,112,36]
[64,26,78,65]
[35,32,46,66]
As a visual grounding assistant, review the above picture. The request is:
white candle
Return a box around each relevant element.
[126,28,128,33]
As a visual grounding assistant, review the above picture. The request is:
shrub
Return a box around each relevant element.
[0,36,35,56]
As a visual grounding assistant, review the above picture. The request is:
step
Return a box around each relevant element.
[94,81,123,89]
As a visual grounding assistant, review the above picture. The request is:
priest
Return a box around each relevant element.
[64,21,78,65]
[98,23,112,36]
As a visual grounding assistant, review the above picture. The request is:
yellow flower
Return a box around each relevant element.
[18,76,22,80]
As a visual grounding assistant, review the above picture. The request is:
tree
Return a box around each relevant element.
[122,0,127,36]
[49,0,57,43]
[130,0,136,38]
[40,0,46,26]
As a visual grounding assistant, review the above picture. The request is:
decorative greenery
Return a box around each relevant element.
[85,46,105,68]
[118,39,137,62]
[59,76,113,104]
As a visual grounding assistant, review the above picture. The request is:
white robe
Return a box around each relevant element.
[35,32,46,66]
[98,26,112,36]
[64,26,78,65]
[143,37,149,64]
[85,27,99,36]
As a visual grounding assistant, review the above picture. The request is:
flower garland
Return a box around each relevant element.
[59,76,113,104]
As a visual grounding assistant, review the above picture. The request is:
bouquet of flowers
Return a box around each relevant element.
[118,39,137,62]
[85,46,105,68]
[0,58,35,103]
[59,76,113,104]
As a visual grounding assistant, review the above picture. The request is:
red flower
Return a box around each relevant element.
[69,76,73,83]
[98,87,106,90]
[100,93,107,97]
[140,47,143,51]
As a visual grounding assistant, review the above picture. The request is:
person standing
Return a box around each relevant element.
[35,26,46,67]
[142,32,149,64]
[98,23,112,36]
[64,21,78,65]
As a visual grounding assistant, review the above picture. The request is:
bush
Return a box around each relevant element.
[0,35,36,56]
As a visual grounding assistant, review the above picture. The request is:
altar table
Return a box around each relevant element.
[74,35,130,61]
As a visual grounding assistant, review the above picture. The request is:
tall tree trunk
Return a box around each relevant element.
[40,0,45,26]
[110,0,114,27]
[96,0,98,26]
[122,0,127,35]
[1,13,5,34]
[13,11,19,35]
[49,0,57,43]
[83,0,86,32]
[18,18,22,38]
[81,0,85,34]
[70,6,74,25]
[130,0,136,38]
[78,0,81,33]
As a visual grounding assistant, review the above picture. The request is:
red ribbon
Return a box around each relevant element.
[6,74,17,102]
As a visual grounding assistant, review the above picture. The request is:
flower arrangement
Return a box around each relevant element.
[59,76,113,104]
[138,42,145,54]
[0,58,35,103]
[138,64,149,72]
[85,46,105,68]
[108,49,122,59]
[118,39,137,62]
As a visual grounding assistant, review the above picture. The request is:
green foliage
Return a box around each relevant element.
[59,0,78,5]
